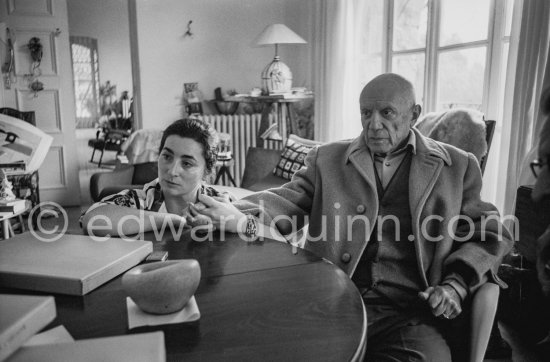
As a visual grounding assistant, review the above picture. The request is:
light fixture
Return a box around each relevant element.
[253,24,306,95]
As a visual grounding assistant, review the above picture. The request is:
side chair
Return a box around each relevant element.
[88,118,132,167]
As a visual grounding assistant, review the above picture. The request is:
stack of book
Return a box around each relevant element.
[0,199,27,217]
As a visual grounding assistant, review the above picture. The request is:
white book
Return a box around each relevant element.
[0,232,153,296]
[22,325,73,347]
[0,294,56,361]
[7,332,165,362]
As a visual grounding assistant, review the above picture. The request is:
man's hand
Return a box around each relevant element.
[418,285,462,319]
[188,193,247,233]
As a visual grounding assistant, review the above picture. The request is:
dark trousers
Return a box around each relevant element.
[365,301,465,362]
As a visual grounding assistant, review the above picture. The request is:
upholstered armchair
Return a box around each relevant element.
[90,162,157,202]
[241,147,286,191]
[241,135,323,191]
[417,108,500,361]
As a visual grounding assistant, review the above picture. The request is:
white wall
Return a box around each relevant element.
[68,0,133,97]
[133,0,313,129]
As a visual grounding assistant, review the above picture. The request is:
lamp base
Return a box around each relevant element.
[261,56,292,94]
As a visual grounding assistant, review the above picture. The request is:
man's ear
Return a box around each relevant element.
[411,104,422,125]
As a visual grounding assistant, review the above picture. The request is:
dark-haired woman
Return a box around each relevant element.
[81,118,228,237]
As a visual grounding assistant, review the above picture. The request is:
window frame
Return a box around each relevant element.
[381,0,510,118]
[70,36,101,129]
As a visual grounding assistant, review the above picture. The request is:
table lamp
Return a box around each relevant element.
[253,24,306,95]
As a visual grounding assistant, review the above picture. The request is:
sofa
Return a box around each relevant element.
[240,147,287,191]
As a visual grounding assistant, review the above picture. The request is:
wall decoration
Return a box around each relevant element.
[26,37,44,97]
[183,20,193,38]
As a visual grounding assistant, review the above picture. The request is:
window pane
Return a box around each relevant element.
[393,0,427,51]
[71,39,100,128]
[437,47,487,110]
[359,0,384,84]
[360,0,384,55]
[440,0,490,46]
[392,52,425,104]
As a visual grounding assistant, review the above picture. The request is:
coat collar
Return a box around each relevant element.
[344,127,452,166]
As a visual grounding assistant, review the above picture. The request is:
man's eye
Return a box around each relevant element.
[362,110,372,117]
[382,109,395,117]
[161,153,172,161]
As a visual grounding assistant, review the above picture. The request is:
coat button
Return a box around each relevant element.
[356,204,366,214]
[341,253,351,263]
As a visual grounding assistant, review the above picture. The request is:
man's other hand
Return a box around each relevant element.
[419,285,462,319]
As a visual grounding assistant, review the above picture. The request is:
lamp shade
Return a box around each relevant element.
[253,24,307,46]
[254,24,306,94]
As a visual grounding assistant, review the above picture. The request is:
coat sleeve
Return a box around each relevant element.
[233,147,320,236]
[443,153,513,292]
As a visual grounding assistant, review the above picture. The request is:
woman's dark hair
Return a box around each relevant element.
[159,118,219,174]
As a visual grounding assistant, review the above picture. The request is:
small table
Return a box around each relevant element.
[0,200,31,240]
[226,94,314,147]
[214,157,236,187]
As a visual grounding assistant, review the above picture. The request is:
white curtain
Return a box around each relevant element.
[497,0,550,216]
[312,0,366,142]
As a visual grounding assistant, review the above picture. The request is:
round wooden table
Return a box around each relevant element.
[11,232,367,361]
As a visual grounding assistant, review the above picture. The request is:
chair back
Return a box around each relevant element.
[480,120,496,173]
[416,109,492,174]
[132,162,158,185]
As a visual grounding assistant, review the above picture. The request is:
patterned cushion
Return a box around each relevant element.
[273,135,322,180]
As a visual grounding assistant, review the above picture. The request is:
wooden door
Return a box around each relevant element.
[0,0,81,206]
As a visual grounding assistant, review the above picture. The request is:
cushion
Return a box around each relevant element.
[273,134,322,180]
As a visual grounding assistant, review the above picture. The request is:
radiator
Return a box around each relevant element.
[199,114,280,187]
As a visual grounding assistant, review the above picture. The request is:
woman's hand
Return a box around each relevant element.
[188,193,247,233]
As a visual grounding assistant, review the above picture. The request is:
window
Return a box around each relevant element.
[70,36,100,129]
[361,0,513,116]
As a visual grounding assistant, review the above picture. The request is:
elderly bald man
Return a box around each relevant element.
[194,73,513,360]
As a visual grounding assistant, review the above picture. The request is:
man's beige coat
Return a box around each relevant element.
[237,128,512,293]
